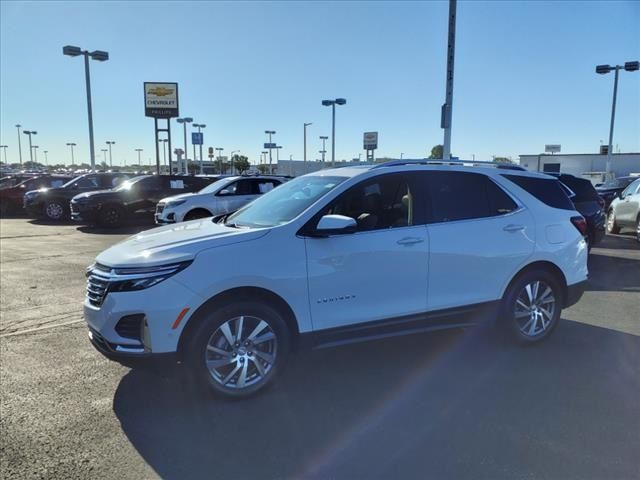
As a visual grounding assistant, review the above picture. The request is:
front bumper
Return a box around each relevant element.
[564,280,587,308]
[70,202,99,223]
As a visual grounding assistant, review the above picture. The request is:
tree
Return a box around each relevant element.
[428,145,443,159]
[232,155,250,174]
[492,156,513,164]
[256,164,269,174]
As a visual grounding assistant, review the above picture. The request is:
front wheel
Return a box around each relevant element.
[99,205,124,227]
[606,210,620,234]
[185,300,290,398]
[501,271,562,344]
[44,200,67,220]
[636,217,639,243]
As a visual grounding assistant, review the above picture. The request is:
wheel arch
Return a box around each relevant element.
[184,207,214,219]
[502,261,568,305]
[177,286,300,359]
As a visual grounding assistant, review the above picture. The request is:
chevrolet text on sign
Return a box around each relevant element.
[144,82,179,118]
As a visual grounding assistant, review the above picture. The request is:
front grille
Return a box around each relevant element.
[115,314,145,341]
[71,202,80,213]
[156,203,165,214]
[86,263,111,307]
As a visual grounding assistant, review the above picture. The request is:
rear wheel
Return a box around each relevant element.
[501,270,562,344]
[606,210,620,234]
[185,299,290,398]
[99,205,125,227]
[636,217,640,243]
[44,200,67,221]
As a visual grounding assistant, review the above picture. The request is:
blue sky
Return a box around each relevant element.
[1,0,639,166]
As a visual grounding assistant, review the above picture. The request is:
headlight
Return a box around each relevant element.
[166,200,186,208]
[87,261,192,293]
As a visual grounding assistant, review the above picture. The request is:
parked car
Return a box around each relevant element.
[596,176,638,209]
[24,172,132,220]
[0,173,41,189]
[84,163,588,398]
[605,177,640,242]
[71,175,214,227]
[548,173,605,249]
[0,175,73,216]
[155,175,287,224]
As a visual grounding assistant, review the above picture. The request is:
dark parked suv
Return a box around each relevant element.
[70,175,214,227]
[1,175,73,216]
[550,173,605,249]
[24,172,132,220]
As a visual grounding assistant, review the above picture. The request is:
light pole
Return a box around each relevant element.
[400,152,404,160]
[261,151,268,172]
[275,146,282,167]
[43,150,49,166]
[265,130,276,174]
[319,136,328,166]
[32,145,39,164]
[15,124,23,165]
[230,150,239,174]
[441,0,457,160]
[596,61,639,173]
[63,45,109,170]
[193,123,206,174]
[0,145,7,164]
[215,147,224,174]
[23,130,37,163]
[176,117,193,174]
[159,139,168,172]
[321,98,347,167]
[135,148,143,165]
[101,148,108,166]
[66,143,76,166]
[303,122,312,173]
[106,141,115,168]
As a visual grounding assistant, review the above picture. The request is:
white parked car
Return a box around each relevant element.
[85,162,589,398]
[154,175,287,224]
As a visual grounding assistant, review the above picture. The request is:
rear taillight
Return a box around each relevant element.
[571,216,588,236]
[597,196,605,209]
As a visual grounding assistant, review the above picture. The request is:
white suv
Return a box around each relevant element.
[84,163,588,398]
[154,175,286,224]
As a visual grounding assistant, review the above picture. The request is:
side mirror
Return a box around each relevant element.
[218,189,231,196]
[315,214,357,236]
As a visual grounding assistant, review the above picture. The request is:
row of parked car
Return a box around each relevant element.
[1,169,639,243]
[0,171,289,227]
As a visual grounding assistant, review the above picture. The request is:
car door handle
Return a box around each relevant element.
[503,224,525,232]
[397,237,425,246]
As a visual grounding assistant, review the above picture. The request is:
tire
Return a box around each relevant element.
[185,299,290,398]
[184,209,212,221]
[99,205,125,228]
[636,217,640,243]
[606,210,620,234]
[500,270,562,345]
[44,200,67,221]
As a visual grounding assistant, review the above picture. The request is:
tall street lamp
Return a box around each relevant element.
[230,150,239,174]
[265,130,276,174]
[193,123,206,174]
[321,98,347,167]
[0,145,7,164]
[215,147,224,173]
[23,130,37,163]
[596,60,639,173]
[101,148,108,166]
[303,122,312,173]
[135,148,143,165]
[32,145,39,164]
[43,150,49,166]
[66,143,76,166]
[261,151,268,170]
[276,146,282,166]
[176,117,193,174]
[15,124,23,165]
[63,45,109,170]
[319,136,328,166]
[106,140,115,167]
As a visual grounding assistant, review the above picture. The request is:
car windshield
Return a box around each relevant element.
[198,177,237,194]
[225,175,347,227]
[61,175,85,188]
[114,176,149,191]
[600,177,634,189]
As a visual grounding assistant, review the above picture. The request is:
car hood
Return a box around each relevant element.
[72,190,117,201]
[95,219,270,268]
[159,192,198,204]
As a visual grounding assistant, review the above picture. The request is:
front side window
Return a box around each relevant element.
[322,173,414,231]
[423,172,518,223]
[621,179,640,197]
[74,175,100,189]
[226,175,347,228]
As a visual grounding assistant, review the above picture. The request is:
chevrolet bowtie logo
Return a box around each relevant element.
[148,87,174,96]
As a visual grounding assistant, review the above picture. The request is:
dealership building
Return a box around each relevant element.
[518,153,640,182]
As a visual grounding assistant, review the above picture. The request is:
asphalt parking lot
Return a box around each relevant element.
[1,218,639,480]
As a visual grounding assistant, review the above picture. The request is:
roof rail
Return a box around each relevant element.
[371,159,526,171]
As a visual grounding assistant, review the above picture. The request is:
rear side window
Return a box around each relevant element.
[502,174,574,210]
[416,172,518,223]
[559,175,599,202]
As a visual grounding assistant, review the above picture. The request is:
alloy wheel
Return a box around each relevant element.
[204,315,277,390]
[46,202,64,220]
[514,281,556,337]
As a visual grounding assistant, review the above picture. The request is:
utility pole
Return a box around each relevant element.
[441,0,457,160]
[303,122,312,174]
[15,124,23,165]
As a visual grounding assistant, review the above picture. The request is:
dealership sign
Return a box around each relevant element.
[144,82,179,118]
[545,144,561,154]
[363,132,378,150]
